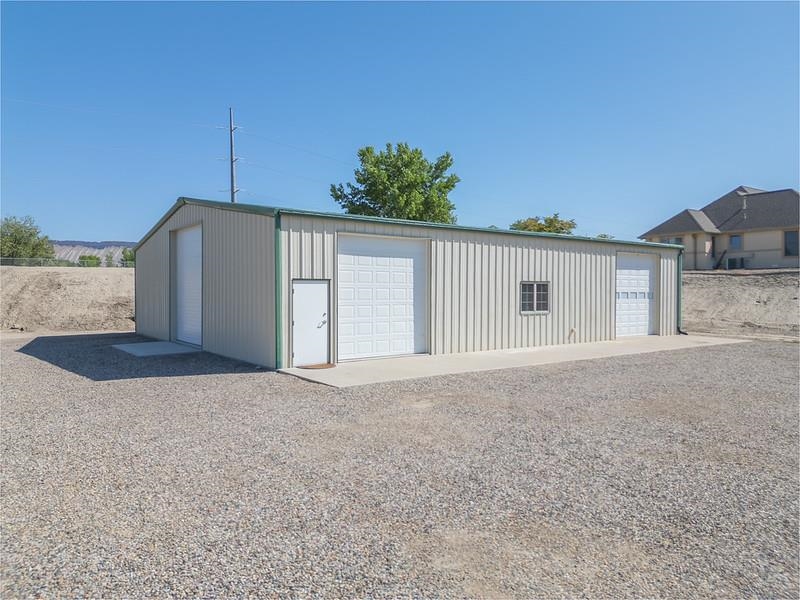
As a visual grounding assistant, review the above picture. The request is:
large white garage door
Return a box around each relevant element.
[337,235,428,360]
[175,224,202,346]
[616,253,656,337]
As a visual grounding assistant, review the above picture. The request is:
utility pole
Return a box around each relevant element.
[229,107,238,203]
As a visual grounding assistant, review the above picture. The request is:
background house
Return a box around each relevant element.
[640,186,800,270]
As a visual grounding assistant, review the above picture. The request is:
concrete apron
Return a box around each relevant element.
[112,341,200,357]
[280,334,748,388]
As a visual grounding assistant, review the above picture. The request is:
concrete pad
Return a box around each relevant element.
[112,341,200,357]
[281,334,748,388]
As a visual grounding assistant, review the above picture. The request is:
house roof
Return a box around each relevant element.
[640,186,799,239]
[135,197,683,252]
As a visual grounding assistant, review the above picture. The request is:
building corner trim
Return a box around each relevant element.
[274,212,282,369]
[677,249,684,333]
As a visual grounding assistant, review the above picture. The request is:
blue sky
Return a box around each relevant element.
[2,1,798,242]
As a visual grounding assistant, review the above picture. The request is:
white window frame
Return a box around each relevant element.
[520,281,550,314]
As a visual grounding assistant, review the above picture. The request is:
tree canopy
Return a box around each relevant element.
[330,143,459,224]
[0,216,55,258]
[510,213,576,234]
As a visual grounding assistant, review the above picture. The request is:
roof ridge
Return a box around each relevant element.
[739,188,798,196]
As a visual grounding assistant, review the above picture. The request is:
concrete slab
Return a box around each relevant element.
[280,334,748,388]
[112,341,200,357]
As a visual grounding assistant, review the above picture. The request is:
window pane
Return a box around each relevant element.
[730,235,742,250]
[535,283,549,311]
[520,283,535,312]
[785,231,799,257]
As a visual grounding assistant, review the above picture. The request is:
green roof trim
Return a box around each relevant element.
[135,196,683,251]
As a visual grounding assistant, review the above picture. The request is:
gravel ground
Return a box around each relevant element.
[2,332,798,598]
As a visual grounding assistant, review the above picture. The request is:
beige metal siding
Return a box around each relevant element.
[135,230,169,338]
[135,204,276,367]
[280,215,679,366]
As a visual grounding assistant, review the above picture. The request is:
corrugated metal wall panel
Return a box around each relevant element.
[279,214,680,367]
[135,204,276,367]
[135,228,170,339]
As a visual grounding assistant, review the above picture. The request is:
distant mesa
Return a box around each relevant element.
[51,240,136,264]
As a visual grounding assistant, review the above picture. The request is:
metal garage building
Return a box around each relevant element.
[135,197,683,369]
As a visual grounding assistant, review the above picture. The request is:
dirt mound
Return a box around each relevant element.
[0,267,134,332]
[682,270,799,339]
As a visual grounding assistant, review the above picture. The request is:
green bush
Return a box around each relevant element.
[79,254,102,267]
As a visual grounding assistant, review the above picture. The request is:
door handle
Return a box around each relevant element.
[318,319,327,328]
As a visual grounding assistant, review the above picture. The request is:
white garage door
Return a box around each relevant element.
[337,235,428,360]
[616,253,656,337]
[175,224,202,346]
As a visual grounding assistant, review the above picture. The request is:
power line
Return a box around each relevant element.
[4,97,219,130]
[6,97,357,167]
[237,129,355,166]
[239,158,332,186]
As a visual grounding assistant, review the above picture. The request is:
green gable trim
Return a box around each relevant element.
[133,197,278,251]
[136,196,682,251]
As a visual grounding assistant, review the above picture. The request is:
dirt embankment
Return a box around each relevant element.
[682,269,799,339]
[0,267,134,332]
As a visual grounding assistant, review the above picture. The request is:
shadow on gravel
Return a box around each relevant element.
[17,332,264,381]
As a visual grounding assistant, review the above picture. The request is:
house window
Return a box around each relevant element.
[659,236,683,245]
[729,235,742,250]
[520,282,550,313]
[785,231,799,257]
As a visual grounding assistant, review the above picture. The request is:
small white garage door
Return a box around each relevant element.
[337,235,428,360]
[175,224,202,346]
[615,253,656,337]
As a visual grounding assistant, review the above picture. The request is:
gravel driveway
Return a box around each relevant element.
[2,332,798,598]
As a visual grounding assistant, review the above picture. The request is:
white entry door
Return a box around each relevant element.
[175,224,202,345]
[337,235,428,360]
[615,253,657,337]
[292,280,330,366]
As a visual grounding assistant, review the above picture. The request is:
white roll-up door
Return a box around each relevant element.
[337,235,428,360]
[615,253,656,337]
[175,224,202,345]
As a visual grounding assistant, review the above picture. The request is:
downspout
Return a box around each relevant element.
[677,248,688,335]
[274,212,283,368]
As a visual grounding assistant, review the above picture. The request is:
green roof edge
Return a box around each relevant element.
[134,196,682,252]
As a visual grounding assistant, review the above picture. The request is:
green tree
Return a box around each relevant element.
[121,248,135,266]
[330,142,460,224]
[0,216,55,258]
[510,213,576,234]
[104,252,115,267]
[79,254,101,267]
[595,233,615,240]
